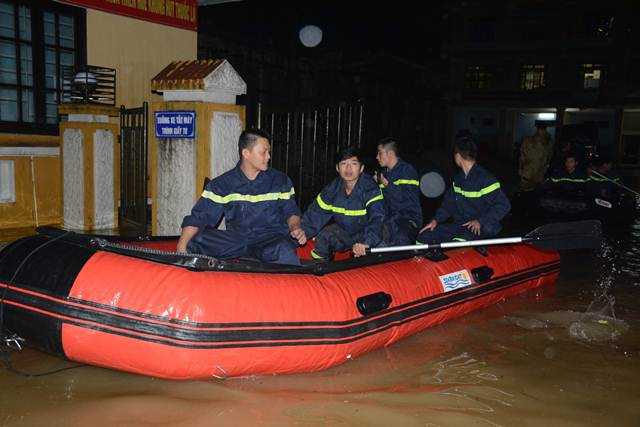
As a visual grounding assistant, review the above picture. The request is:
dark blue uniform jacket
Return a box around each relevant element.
[302,174,385,247]
[435,164,510,227]
[181,163,300,234]
[588,171,621,198]
[543,168,590,193]
[379,160,423,225]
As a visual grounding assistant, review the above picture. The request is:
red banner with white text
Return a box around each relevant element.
[61,0,197,31]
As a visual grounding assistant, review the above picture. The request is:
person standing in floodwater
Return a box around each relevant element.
[519,123,553,192]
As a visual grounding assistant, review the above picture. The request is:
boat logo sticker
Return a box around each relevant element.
[439,269,472,292]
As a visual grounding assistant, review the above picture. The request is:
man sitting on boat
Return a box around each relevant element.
[374,137,423,246]
[417,135,511,244]
[543,151,590,193]
[588,155,621,200]
[301,146,385,260]
[177,128,307,265]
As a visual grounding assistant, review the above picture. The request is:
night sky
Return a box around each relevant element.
[198,1,447,64]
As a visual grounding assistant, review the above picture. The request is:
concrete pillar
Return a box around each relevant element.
[150,60,246,236]
[58,104,119,231]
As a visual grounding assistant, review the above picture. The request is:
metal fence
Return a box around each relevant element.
[119,102,148,237]
[257,101,364,209]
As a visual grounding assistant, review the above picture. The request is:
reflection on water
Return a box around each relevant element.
[2,218,640,426]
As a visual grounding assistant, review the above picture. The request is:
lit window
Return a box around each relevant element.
[464,65,492,89]
[521,64,545,90]
[582,63,603,89]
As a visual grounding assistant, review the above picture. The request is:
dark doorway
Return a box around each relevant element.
[119,102,148,237]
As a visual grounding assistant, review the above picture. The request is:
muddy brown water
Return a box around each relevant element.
[1,216,639,426]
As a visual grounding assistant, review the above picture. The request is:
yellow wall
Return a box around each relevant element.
[86,9,198,110]
[0,155,61,231]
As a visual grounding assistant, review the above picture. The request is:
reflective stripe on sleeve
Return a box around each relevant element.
[588,176,619,183]
[201,187,295,204]
[365,193,384,206]
[393,179,419,186]
[316,194,367,216]
[548,177,589,183]
[453,182,501,198]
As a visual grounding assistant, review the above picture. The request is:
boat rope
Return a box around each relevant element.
[1,231,73,345]
[88,238,221,269]
[0,230,87,377]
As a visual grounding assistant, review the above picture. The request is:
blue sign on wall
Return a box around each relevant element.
[154,111,196,138]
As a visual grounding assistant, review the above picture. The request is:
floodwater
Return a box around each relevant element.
[1,214,640,426]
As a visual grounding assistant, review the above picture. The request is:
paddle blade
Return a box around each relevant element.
[524,220,602,250]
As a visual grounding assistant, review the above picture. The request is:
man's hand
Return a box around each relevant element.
[420,219,438,233]
[287,216,306,245]
[378,172,389,187]
[463,219,481,235]
[290,227,307,245]
[352,243,369,258]
[177,226,199,253]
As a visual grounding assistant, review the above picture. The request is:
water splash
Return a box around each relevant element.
[568,294,629,343]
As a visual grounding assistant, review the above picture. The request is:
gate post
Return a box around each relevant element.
[150,59,246,236]
[58,104,120,231]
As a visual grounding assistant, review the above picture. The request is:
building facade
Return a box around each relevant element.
[0,0,197,235]
[444,1,640,169]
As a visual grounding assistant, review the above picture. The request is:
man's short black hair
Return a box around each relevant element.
[454,135,477,161]
[455,129,473,140]
[335,146,362,164]
[239,128,271,157]
[377,137,398,155]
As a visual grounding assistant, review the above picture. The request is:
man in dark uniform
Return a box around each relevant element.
[374,137,423,246]
[417,135,510,244]
[177,128,307,265]
[588,155,621,199]
[543,151,590,193]
[301,146,385,260]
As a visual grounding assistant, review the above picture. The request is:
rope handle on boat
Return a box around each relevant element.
[89,237,220,263]
[89,238,222,269]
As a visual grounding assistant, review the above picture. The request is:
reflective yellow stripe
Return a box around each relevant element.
[366,193,384,206]
[548,178,589,183]
[202,187,295,204]
[589,176,620,183]
[453,237,466,242]
[310,249,324,260]
[316,194,367,216]
[379,183,386,189]
[453,182,500,198]
[393,179,419,186]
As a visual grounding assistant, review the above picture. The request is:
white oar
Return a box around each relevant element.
[369,220,602,254]
[590,170,640,197]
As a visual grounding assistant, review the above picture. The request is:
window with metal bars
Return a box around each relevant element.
[520,64,545,90]
[0,0,85,135]
[464,65,492,89]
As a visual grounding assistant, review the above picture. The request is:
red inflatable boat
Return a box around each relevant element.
[0,227,561,379]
